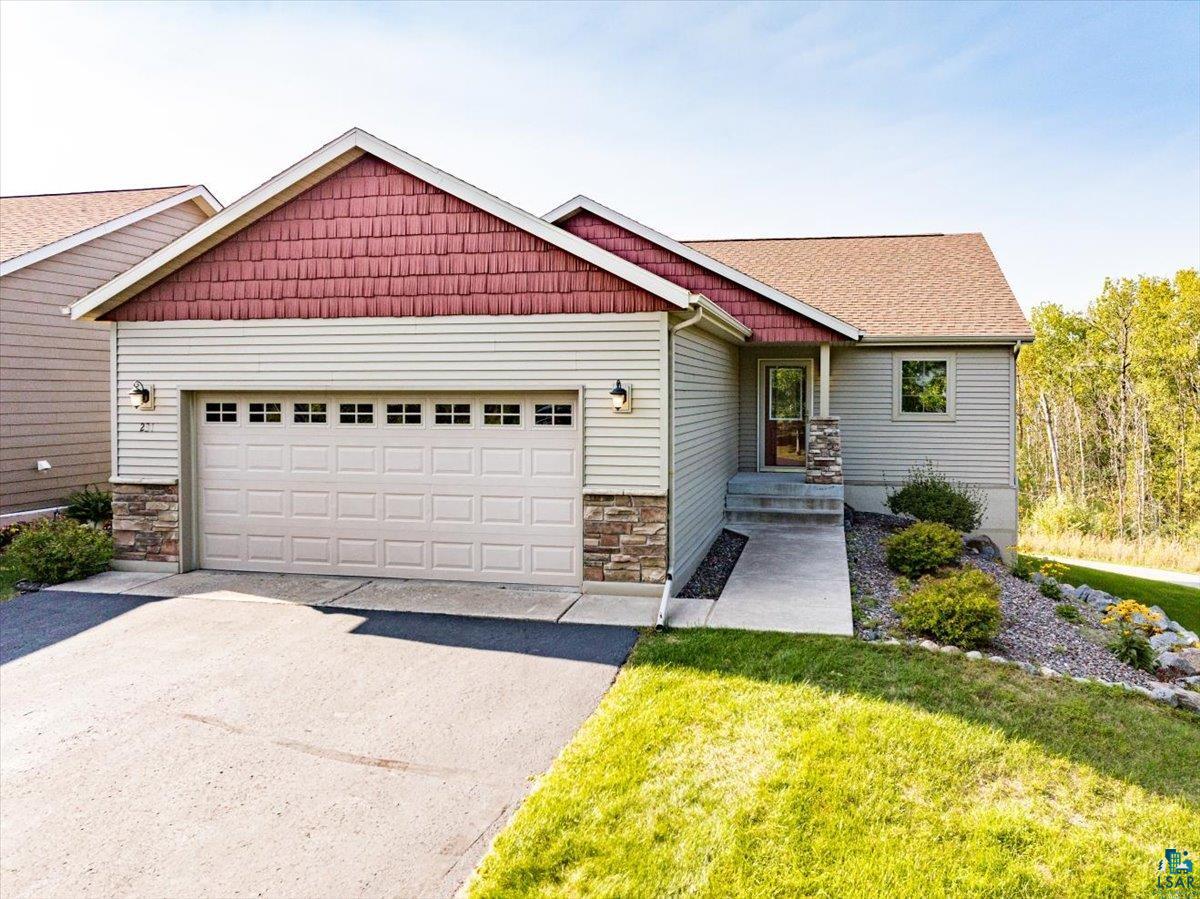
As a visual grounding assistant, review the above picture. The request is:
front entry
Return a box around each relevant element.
[762,363,809,469]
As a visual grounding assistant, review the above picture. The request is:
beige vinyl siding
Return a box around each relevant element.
[0,201,209,514]
[112,313,669,493]
[670,325,739,586]
[737,344,821,472]
[831,345,1015,486]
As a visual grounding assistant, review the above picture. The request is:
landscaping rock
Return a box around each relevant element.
[919,639,940,652]
[987,655,1007,664]
[965,650,983,661]
[963,534,1002,561]
[1059,584,1077,600]
[1150,630,1189,654]
[1039,666,1061,678]
[1174,689,1200,713]
[1158,649,1200,678]
[940,645,962,655]
[1149,686,1178,706]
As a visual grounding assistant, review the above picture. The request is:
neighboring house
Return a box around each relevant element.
[70,128,1031,592]
[1,186,220,521]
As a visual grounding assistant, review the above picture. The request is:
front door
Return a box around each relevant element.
[762,364,808,469]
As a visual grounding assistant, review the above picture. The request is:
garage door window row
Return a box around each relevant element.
[204,399,574,429]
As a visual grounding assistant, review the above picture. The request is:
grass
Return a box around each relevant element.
[1018,529,1200,574]
[0,553,20,601]
[1023,554,1200,633]
[469,630,1199,898]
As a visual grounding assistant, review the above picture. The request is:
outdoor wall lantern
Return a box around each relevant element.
[128,380,154,411]
[609,379,632,414]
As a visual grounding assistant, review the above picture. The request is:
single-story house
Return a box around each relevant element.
[70,128,1032,593]
[1,186,219,521]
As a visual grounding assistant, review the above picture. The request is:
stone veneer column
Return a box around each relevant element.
[805,417,843,485]
[583,494,668,584]
[112,483,180,563]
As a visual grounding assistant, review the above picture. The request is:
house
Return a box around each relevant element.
[1,186,220,521]
[70,128,1031,593]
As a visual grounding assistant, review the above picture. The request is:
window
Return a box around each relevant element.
[293,402,327,424]
[204,401,237,423]
[248,401,282,423]
[483,403,521,426]
[534,403,572,426]
[894,355,955,419]
[434,403,471,425]
[339,402,374,424]
[386,402,422,425]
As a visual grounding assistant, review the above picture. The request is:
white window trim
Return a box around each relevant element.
[892,352,957,421]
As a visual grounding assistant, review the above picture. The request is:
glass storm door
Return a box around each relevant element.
[763,364,807,469]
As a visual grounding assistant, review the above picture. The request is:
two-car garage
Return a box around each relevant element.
[193,391,582,586]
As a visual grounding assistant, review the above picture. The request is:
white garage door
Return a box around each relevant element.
[194,392,581,586]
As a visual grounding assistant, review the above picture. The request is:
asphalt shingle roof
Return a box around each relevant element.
[685,233,1032,339]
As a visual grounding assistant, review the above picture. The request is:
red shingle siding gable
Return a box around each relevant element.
[104,156,672,322]
[560,211,843,343]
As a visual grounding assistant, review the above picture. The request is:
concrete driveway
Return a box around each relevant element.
[0,590,636,898]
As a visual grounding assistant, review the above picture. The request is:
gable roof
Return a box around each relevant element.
[545,196,861,340]
[0,185,220,276]
[687,234,1032,340]
[71,129,695,321]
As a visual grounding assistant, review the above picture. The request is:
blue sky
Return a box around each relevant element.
[1,0,1196,310]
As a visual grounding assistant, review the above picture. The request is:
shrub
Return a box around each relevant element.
[1107,629,1156,672]
[1101,600,1163,636]
[1038,579,1062,600]
[894,568,1002,648]
[886,463,986,532]
[883,522,963,577]
[1055,603,1083,623]
[1027,495,1094,536]
[1008,555,1034,581]
[4,519,112,585]
[65,485,112,525]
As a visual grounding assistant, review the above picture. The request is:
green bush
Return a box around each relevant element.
[1107,629,1157,672]
[1038,578,1062,600]
[65,485,112,525]
[883,521,963,577]
[4,519,113,585]
[894,568,1002,648]
[1055,603,1083,623]
[887,463,986,532]
[1008,555,1034,581]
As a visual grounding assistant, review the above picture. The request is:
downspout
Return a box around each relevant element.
[656,302,706,629]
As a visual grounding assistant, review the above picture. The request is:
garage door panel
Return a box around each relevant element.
[195,392,581,586]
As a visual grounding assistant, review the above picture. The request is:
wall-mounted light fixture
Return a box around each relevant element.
[609,379,632,414]
[128,380,154,411]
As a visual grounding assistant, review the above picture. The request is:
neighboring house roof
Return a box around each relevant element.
[545,197,861,341]
[0,186,221,276]
[686,234,1032,340]
[72,129,697,321]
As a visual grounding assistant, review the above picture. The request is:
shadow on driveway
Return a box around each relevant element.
[1,591,163,665]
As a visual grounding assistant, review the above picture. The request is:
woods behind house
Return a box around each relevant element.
[1017,270,1199,572]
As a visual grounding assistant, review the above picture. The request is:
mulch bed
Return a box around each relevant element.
[677,529,749,599]
[846,510,1156,686]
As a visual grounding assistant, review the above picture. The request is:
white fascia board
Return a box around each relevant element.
[694,295,751,341]
[544,195,863,341]
[72,128,692,321]
[1,186,221,278]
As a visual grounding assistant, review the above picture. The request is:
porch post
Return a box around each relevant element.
[807,343,842,484]
[819,342,830,417]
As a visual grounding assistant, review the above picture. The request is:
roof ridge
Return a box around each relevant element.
[685,232,970,243]
[0,185,193,200]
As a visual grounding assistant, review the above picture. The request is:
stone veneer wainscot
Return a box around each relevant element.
[583,494,667,584]
[112,483,179,563]
[805,417,843,485]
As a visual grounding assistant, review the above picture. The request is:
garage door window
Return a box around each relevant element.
[386,403,422,425]
[483,403,521,426]
[339,403,374,424]
[248,402,282,424]
[434,403,471,425]
[293,402,327,424]
[534,403,572,426]
[204,401,237,423]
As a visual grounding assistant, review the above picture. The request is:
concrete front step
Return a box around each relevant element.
[726,473,845,500]
[725,494,843,514]
[726,508,843,525]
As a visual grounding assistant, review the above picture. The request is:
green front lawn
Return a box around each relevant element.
[1023,555,1200,633]
[470,630,1198,898]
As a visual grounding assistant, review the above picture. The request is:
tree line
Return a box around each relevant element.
[1017,270,1199,564]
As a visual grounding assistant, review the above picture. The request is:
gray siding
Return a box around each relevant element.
[0,201,209,514]
[831,345,1015,487]
[112,313,670,494]
[670,325,739,586]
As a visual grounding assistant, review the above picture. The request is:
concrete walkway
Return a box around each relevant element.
[1037,554,1200,590]
[707,522,854,635]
